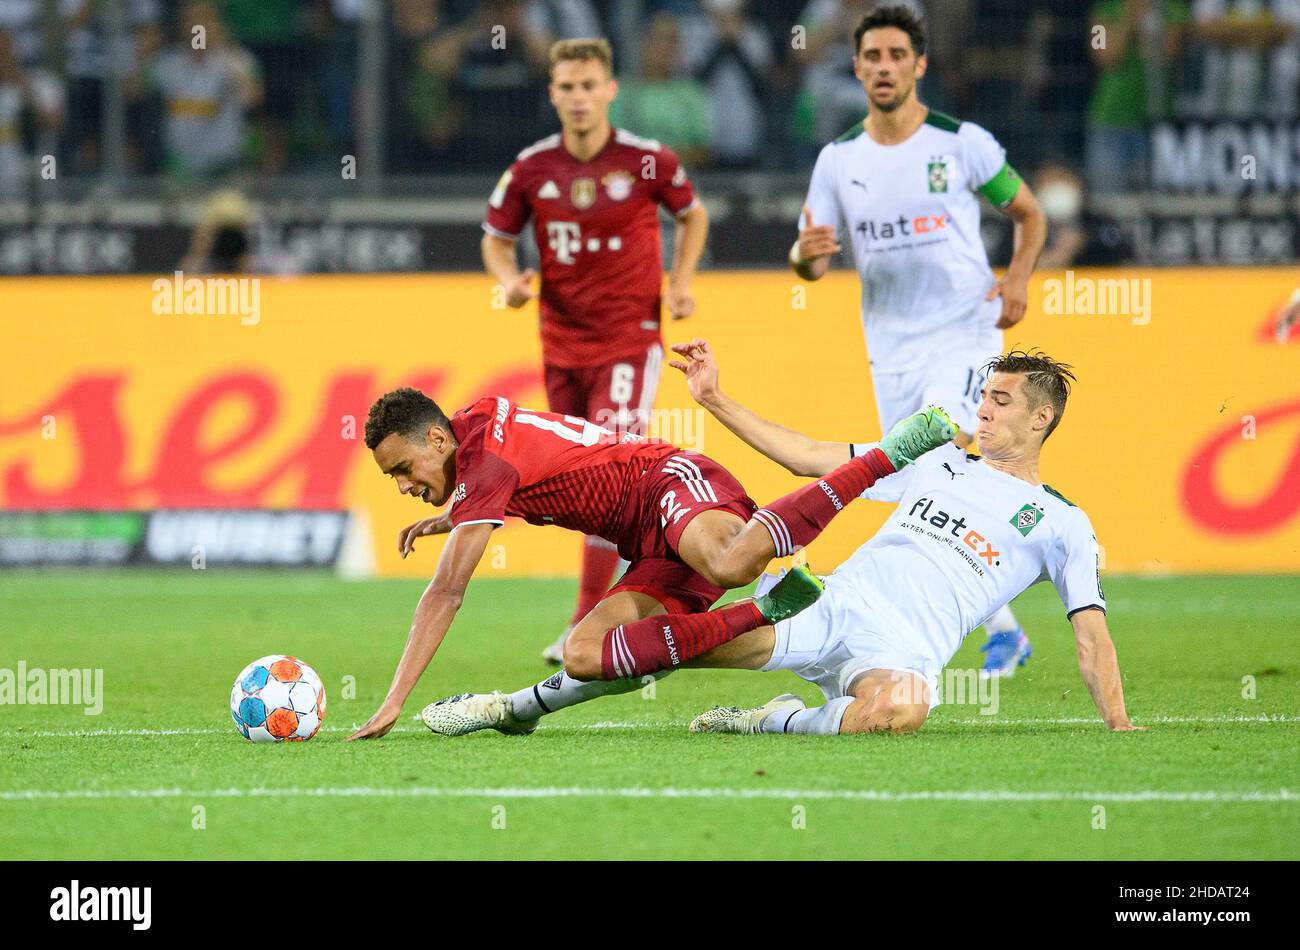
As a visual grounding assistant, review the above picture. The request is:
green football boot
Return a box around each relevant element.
[753,564,824,625]
[879,405,957,469]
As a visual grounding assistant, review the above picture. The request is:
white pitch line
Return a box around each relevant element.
[942,714,1300,725]
[0,714,1295,739]
[0,723,654,739]
[0,786,1294,803]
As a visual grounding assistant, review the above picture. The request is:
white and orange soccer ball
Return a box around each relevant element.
[230,655,327,742]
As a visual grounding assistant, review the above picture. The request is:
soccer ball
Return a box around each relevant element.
[230,655,327,742]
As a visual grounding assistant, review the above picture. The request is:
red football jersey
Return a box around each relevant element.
[482,128,698,369]
[446,396,678,540]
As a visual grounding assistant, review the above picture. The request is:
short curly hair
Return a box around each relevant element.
[364,388,451,450]
[854,5,927,58]
[984,349,1077,441]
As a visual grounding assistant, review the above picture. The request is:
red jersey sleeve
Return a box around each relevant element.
[653,146,698,217]
[483,160,531,239]
[447,419,521,529]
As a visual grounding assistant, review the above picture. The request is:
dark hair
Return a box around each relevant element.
[854,4,927,57]
[984,349,1076,441]
[364,388,451,450]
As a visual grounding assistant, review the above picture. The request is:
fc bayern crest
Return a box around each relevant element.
[571,178,596,209]
[603,170,634,201]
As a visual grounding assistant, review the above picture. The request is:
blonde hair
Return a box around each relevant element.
[549,38,614,77]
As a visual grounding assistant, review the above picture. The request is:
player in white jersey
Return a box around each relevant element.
[671,339,1141,735]
[416,339,1141,739]
[790,5,1049,677]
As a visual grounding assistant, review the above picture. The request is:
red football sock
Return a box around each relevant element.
[752,448,895,557]
[570,537,622,625]
[601,601,765,679]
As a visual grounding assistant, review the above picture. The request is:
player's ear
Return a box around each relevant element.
[914,53,927,80]
[1033,404,1054,437]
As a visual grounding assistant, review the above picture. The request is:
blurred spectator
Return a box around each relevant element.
[679,0,773,168]
[0,28,27,193]
[1086,0,1190,194]
[319,0,361,157]
[608,12,712,166]
[218,0,304,173]
[146,1,262,179]
[421,0,550,171]
[181,188,252,273]
[62,0,162,174]
[523,0,602,46]
[0,0,43,66]
[1182,0,1298,119]
[1034,162,1129,268]
[389,0,461,173]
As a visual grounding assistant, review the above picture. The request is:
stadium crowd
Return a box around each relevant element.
[0,0,1296,194]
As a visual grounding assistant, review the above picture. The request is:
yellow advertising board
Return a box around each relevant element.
[1,270,1298,576]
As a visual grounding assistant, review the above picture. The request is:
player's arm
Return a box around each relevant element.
[1069,607,1144,732]
[669,340,850,477]
[984,179,1046,330]
[791,143,843,281]
[666,202,708,320]
[790,204,840,282]
[347,522,494,740]
[481,232,537,308]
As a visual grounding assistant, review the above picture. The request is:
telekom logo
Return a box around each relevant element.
[546,221,581,264]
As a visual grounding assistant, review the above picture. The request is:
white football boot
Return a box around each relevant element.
[689,693,807,734]
[420,691,537,737]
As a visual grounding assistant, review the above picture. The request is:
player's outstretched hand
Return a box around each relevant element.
[347,703,401,740]
[503,268,538,308]
[986,271,1029,329]
[398,514,451,557]
[796,205,841,262]
[668,339,720,405]
[666,281,695,321]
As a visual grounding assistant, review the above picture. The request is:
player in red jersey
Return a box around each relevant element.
[346,383,957,740]
[480,38,709,665]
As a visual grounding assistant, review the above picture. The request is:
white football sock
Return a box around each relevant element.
[509,670,670,721]
[985,604,1021,635]
[761,697,854,735]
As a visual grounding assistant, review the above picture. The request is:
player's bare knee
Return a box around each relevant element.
[840,696,926,734]
[562,637,603,681]
[709,558,760,590]
[703,544,765,590]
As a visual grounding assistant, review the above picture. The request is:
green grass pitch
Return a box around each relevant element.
[1,570,1296,860]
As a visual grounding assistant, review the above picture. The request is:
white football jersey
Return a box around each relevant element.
[833,443,1106,672]
[802,111,1022,373]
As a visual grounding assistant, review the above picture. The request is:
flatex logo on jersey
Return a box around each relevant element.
[905,497,1002,573]
[854,213,949,246]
